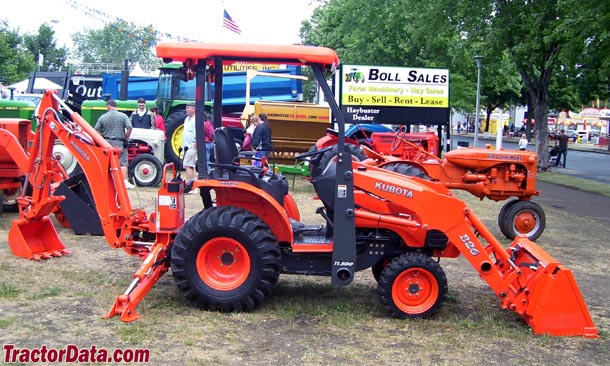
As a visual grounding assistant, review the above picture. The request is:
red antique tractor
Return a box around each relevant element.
[0,43,597,338]
[314,125,545,241]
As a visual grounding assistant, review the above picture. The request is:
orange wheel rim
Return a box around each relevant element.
[392,268,438,314]
[514,211,537,234]
[196,237,250,291]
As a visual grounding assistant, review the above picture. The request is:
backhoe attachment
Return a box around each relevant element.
[9,213,70,260]
[9,190,70,260]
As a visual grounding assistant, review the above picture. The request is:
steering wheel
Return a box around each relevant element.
[391,125,408,151]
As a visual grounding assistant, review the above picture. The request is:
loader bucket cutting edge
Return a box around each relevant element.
[507,238,598,338]
[8,217,70,260]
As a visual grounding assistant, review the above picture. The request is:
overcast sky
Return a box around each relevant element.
[2,0,317,47]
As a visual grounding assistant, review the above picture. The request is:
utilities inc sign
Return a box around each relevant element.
[340,65,450,125]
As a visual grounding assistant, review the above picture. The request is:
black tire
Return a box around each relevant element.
[311,143,367,178]
[378,253,447,319]
[2,186,22,213]
[383,162,430,180]
[171,206,281,312]
[129,153,163,187]
[497,199,519,238]
[371,258,393,282]
[164,110,187,167]
[500,200,546,241]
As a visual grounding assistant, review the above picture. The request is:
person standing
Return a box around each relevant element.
[203,111,215,174]
[251,113,272,166]
[131,98,154,129]
[182,103,197,189]
[555,129,569,168]
[518,133,528,150]
[150,106,166,133]
[242,114,258,151]
[95,99,134,189]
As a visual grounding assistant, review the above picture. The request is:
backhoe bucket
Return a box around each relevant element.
[8,217,70,260]
[505,238,598,338]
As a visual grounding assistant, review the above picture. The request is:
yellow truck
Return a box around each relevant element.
[240,70,331,165]
[252,100,330,163]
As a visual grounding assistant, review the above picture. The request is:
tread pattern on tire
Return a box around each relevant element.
[171,206,280,312]
[378,253,447,319]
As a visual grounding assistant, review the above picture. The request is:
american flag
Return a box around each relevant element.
[223,10,241,34]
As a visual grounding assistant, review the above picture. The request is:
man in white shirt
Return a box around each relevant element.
[182,103,197,185]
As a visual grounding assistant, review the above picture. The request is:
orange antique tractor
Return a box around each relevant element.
[0,42,597,338]
[314,125,545,241]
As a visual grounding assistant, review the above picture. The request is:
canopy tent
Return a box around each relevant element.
[590,121,604,127]
[8,78,63,92]
[130,62,148,76]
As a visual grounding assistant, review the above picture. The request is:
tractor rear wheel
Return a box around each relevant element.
[378,253,447,319]
[500,200,546,241]
[382,162,430,180]
[2,186,21,212]
[164,110,187,167]
[171,206,280,312]
[311,144,367,178]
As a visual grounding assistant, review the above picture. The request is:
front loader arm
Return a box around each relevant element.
[352,162,597,338]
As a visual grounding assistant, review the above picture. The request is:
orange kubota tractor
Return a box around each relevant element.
[1,42,598,338]
[314,125,545,241]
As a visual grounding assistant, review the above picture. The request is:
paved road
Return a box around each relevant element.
[450,134,610,225]
[535,181,610,225]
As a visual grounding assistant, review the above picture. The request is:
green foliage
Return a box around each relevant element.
[23,23,69,72]
[71,20,160,67]
[29,285,62,300]
[0,20,36,84]
[302,0,610,169]
[0,282,21,298]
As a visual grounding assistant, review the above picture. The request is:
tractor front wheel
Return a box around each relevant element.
[500,200,546,241]
[171,206,280,312]
[378,253,447,319]
[129,153,162,187]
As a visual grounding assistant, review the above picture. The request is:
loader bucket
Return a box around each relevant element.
[506,238,598,338]
[8,217,70,260]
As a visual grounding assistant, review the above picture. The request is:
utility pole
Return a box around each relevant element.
[474,55,483,148]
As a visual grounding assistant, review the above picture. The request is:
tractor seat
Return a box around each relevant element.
[211,127,288,206]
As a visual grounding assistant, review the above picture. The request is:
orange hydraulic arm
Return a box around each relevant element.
[352,162,598,338]
[9,91,141,254]
[6,90,185,322]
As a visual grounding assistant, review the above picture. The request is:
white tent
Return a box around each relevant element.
[8,78,63,92]
[130,62,147,76]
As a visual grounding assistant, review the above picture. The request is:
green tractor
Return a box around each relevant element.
[0,98,36,124]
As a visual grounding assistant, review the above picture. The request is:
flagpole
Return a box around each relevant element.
[221,0,225,41]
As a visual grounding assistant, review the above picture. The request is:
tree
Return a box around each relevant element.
[447,0,610,167]
[300,0,479,116]
[0,20,36,84]
[23,23,69,72]
[303,0,610,169]
[71,20,159,68]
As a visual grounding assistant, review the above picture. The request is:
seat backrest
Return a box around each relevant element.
[214,127,239,166]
